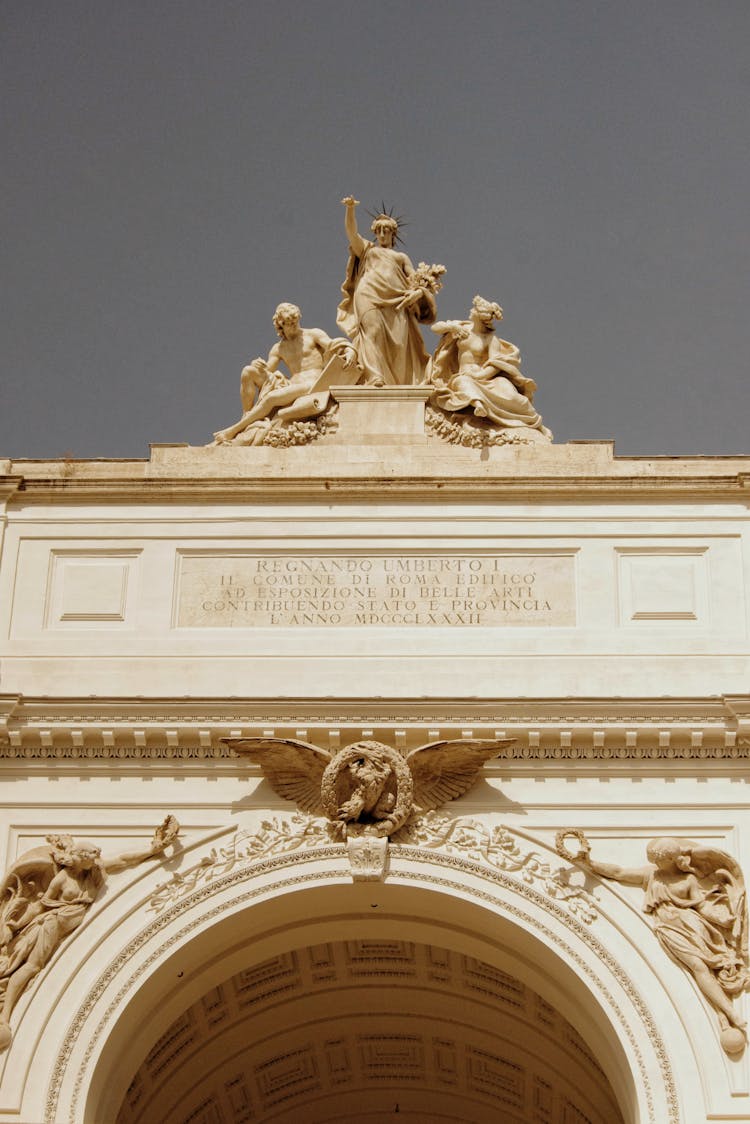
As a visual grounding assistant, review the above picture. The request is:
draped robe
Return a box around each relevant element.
[428,322,552,438]
[337,242,435,386]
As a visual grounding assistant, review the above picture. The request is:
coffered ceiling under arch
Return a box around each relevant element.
[117,938,625,1124]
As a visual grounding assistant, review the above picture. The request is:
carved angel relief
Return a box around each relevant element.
[227,736,511,843]
[0,816,180,1050]
[557,830,750,1055]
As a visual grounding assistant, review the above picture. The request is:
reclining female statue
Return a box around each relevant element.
[427,295,551,439]
[0,816,179,1049]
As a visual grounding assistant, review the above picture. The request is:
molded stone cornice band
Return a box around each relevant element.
[4,441,750,504]
[1,693,747,763]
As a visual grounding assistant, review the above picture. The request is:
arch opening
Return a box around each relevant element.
[116,936,626,1124]
[72,877,647,1123]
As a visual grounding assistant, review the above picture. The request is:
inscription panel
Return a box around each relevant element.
[176,552,576,628]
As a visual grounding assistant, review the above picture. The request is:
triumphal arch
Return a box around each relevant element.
[1,199,749,1123]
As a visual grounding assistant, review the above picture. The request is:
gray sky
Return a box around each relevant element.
[2,1,749,459]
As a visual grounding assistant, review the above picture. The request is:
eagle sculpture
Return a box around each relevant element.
[225,736,513,837]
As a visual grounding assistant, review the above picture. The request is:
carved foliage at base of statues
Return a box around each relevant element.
[241,405,339,448]
[425,404,549,449]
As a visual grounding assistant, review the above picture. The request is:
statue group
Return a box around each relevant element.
[213,197,552,447]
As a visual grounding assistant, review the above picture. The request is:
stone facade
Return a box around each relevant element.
[1,424,749,1122]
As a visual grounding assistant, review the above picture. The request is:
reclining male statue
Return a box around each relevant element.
[213,302,359,445]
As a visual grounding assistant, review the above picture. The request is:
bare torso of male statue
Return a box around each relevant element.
[275,329,330,380]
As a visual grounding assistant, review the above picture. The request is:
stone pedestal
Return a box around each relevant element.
[330,385,431,443]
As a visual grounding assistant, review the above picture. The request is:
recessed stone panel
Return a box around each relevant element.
[45,550,140,627]
[617,547,708,624]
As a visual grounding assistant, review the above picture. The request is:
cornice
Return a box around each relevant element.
[8,472,750,505]
[1,693,747,766]
[0,475,24,505]
[4,442,750,505]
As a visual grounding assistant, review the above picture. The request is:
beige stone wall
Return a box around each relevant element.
[1,441,749,1122]
[1,442,749,701]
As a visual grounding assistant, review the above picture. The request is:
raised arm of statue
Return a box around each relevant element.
[556,828,646,884]
[581,856,648,885]
[430,320,468,339]
[100,815,180,873]
[341,195,367,258]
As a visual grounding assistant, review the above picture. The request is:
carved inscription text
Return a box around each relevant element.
[177,553,576,627]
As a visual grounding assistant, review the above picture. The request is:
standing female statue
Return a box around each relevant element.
[337,196,438,386]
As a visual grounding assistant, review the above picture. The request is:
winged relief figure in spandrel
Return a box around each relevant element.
[557,829,750,1055]
[225,736,513,838]
[0,817,180,1050]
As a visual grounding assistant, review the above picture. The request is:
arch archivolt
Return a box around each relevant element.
[25,830,689,1124]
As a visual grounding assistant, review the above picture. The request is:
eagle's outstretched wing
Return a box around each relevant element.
[406,739,514,811]
[224,737,332,815]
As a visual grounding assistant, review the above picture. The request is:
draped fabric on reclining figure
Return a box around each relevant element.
[429,326,550,433]
[427,296,552,438]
